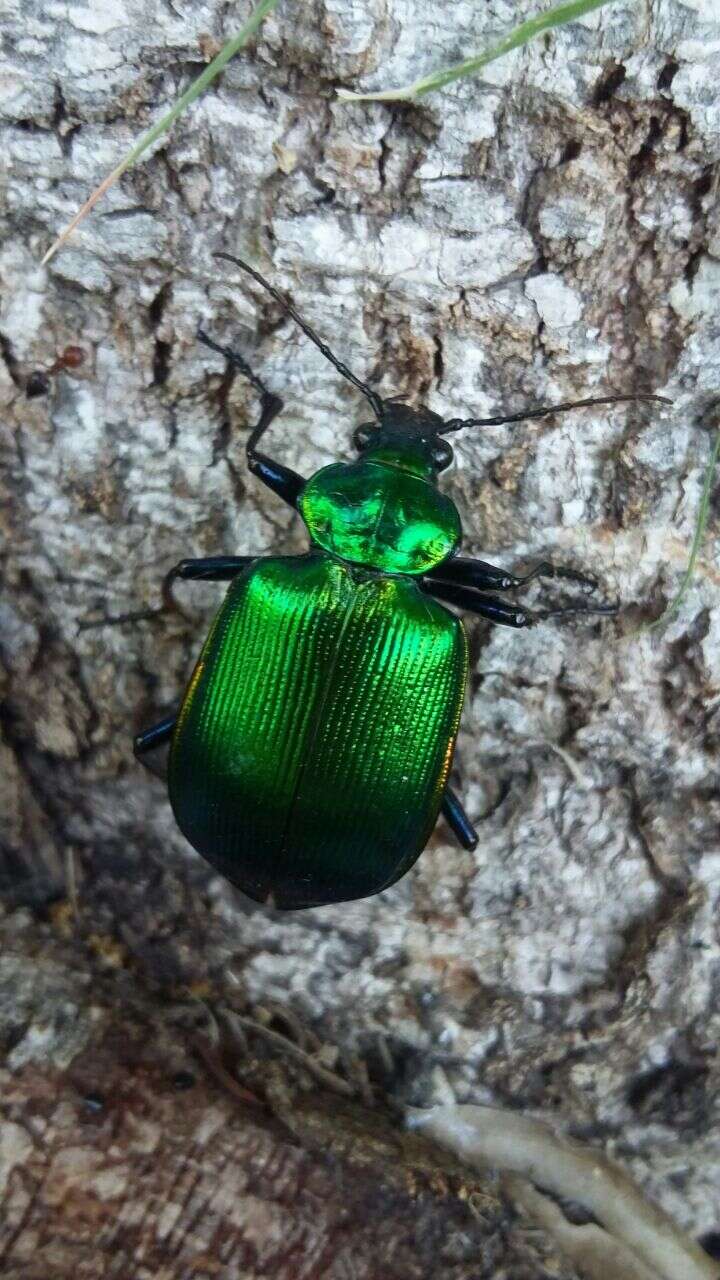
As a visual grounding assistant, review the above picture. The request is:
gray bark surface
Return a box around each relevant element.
[1,1,720,1274]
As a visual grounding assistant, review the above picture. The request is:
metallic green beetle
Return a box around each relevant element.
[135,255,662,910]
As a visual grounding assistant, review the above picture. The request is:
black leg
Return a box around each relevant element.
[197,329,305,509]
[424,579,618,627]
[134,714,176,759]
[442,786,478,851]
[78,605,165,632]
[426,555,598,595]
[79,556,256,631]
[134,713,176,780]
[162,555,255,613]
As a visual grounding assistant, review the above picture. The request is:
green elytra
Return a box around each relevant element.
[133,254,666,909]
[169,553,467,908]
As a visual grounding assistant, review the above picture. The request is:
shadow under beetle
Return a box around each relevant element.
[135,255,666,910]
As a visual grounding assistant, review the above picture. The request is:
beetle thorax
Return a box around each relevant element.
[299,453,461,575]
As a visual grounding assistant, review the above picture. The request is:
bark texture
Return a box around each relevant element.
[1,0,720,1274]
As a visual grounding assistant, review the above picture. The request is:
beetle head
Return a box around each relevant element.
[353,401,454,473]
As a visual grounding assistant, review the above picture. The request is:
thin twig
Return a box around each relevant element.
[191,1034,264,1107]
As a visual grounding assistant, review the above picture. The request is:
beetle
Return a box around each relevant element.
[134,254,665,910]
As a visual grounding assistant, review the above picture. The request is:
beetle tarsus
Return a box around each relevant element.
[162,563,193,619]
[197,328,305,510]
[529,599,620,624]
[424,577,618,629]
[517,561,600,595]
[426,555,602,597]
[77,606,164,633]
[197,327,270,402]
[78,556,252,634]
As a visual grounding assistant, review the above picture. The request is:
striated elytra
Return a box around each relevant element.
[133,255,667,910]
[169,554,467,909]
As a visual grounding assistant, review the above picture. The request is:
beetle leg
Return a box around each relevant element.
[78,557,256,631]
[134,713,176,779]
[423,580,532,626]
[78,605,166,632]
[426,556,599,595]
[197,329,305,510]
[441,787,479,851]
[134,714,176,758]
[423,580,618,627]
[162,555,256,614]
[531,599,620,623]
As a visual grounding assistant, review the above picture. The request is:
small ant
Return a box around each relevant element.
[25,345,85,398]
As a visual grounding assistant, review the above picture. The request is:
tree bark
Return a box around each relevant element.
[2,1,720,1275]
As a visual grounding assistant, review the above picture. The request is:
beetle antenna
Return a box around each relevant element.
[215,252,384,422]
[441,392,672,434]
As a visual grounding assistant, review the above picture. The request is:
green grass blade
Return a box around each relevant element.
[337,0,617,103]
[42,0,280,264]
[647,424,720,631]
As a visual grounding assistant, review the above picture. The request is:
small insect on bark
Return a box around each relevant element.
[133,256,667,910]
[25,344,85,398]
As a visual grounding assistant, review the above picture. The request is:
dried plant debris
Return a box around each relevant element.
[411,1104,720,1280]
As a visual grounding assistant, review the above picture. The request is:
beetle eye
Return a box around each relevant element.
[353,424,376,452]
[432,440,453,471]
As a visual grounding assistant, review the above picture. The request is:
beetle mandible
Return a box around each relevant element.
[135,254,665,910]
